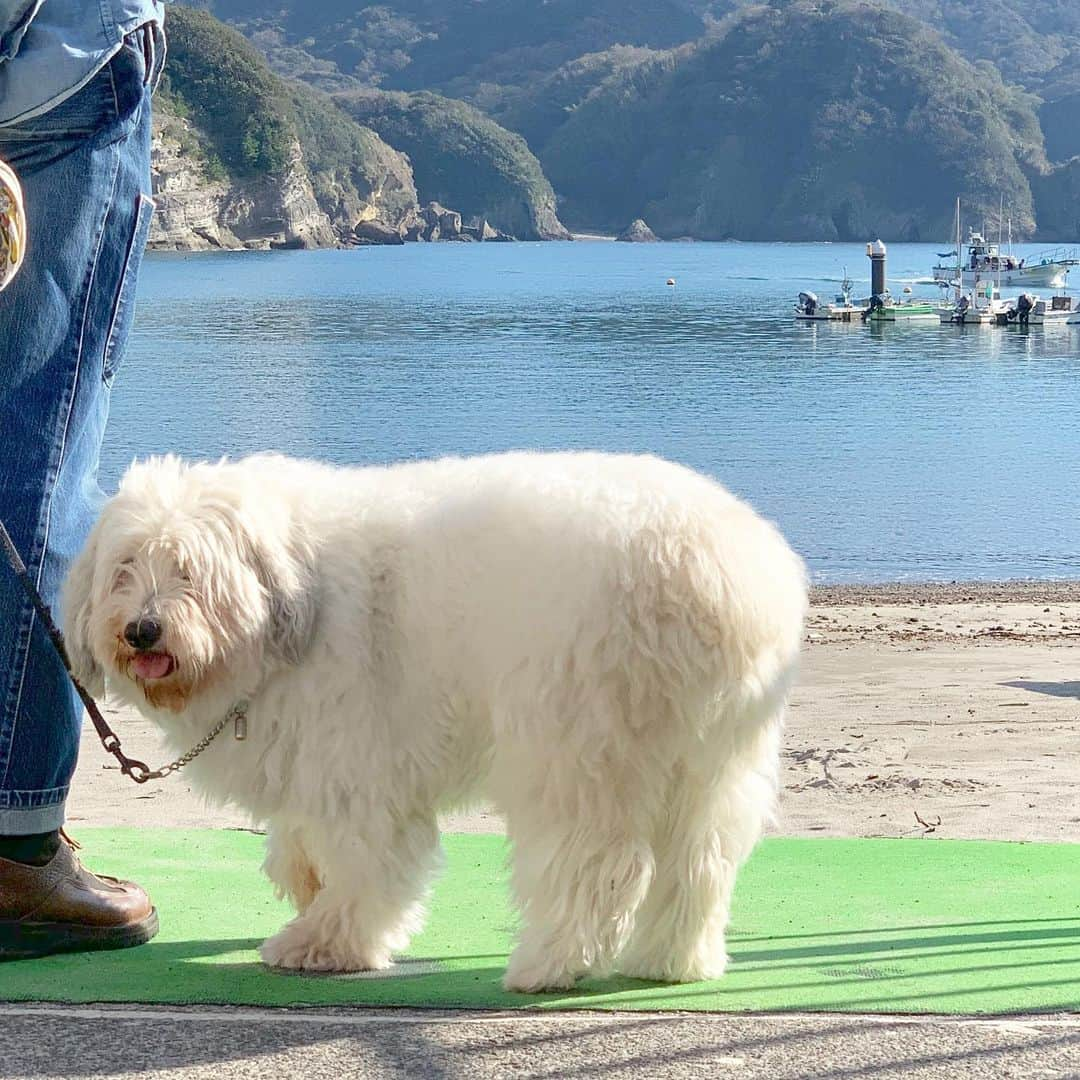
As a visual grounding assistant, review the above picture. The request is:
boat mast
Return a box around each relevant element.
[955,197,961,300]
[996,195,1004,297]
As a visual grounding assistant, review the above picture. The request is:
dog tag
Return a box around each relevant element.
[234,712,248,741]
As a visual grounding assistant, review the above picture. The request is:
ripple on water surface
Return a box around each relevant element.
[107,243,1080,582]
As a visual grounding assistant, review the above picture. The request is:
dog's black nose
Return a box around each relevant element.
[124,616,162,650]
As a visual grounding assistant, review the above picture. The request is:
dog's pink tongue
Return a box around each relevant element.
[132,652,173,680]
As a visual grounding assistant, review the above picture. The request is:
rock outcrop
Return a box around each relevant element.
[352,219,406,245]
[422,202,463,239]
[464,217,514,242]
[405,203,515,242]
[616,218,658,242]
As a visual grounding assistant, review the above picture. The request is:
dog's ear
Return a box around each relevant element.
[252,527,319,666]
[61,530,106,699]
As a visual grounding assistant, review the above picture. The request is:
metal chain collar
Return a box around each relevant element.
[122,700,250,783]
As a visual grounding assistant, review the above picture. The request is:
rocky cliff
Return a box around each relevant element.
[150,109,337,250]
[149,7,555,249]
[149,105,521,250]
[148,8,427,250]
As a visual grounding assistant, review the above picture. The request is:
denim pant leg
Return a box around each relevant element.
[0,38,155,833]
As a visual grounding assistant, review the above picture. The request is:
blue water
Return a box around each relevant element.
[106,241,1080,583]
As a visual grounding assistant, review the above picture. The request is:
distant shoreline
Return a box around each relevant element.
[146,235,1080,253]
[810,579,1080,605]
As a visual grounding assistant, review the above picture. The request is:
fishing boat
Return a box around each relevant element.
[862,286,939,322]
[793,271,866,321]
[932,229,1077,290]
[937,200,1027,324]
[937,280,1011,324]
[1022,293,1077,325]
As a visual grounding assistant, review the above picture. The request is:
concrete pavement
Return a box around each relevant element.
[1,1004,1077,1079]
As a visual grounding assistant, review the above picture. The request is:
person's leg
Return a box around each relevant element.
[0,28,160,957]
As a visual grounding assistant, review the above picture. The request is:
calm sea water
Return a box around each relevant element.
[106,241,1080,583]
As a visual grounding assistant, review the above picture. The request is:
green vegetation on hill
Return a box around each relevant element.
[676,1,1080,100]
[1040,92,1080,164]
[334,89,569,239]
[827,2,1073,99]
[895,0,1080,100]
[536,1,1043,240]
[487,45,660,156]
[160,7,299,177]
[1029,159,1080,242]
[176,0,1080,241]
[285,81,418,227]
[161,7,417,228]
[203,0,702,96]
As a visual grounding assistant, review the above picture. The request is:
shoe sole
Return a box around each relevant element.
[0,908,159,960]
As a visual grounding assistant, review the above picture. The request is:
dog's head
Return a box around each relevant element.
[63,455,318,712]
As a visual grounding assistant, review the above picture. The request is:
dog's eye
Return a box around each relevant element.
[121,557,135,567]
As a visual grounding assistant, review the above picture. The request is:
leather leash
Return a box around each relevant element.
[0,516,245,784]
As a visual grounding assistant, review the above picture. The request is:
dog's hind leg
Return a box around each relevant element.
[503,820,654,993]
[618,721,780,983]
[259,813,442,973]
[497,756,656,994]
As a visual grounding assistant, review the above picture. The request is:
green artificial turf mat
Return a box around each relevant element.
[1,830,1077,1014]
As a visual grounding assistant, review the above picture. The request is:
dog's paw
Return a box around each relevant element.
[502,951,579,993]
[618,950,728,983]
[260,925,393,974]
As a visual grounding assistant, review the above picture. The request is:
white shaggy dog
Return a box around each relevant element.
[64,451,806,991]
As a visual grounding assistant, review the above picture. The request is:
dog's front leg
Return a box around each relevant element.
[259,816,442,973]
[263,823,322,914]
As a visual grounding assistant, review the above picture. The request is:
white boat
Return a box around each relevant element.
[1024,293,1076,325]
[937,281,1011,324]
[933,229,1078,290]
[935,201,999,323]
[794,274,866,321]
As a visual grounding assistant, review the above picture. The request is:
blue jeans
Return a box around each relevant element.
[0,27,160,833]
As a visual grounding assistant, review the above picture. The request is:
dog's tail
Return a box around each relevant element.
[621,486,807,726]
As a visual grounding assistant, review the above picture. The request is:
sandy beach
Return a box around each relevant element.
[66,581,1080,843]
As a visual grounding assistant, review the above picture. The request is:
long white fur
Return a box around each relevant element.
[63,451,807,991]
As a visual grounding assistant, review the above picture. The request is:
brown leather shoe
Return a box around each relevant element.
[0,839,158,959]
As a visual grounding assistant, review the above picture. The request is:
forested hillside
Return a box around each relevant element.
[177,0,1080,241]
[537,2,1045,239]
[156,7,568,245]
